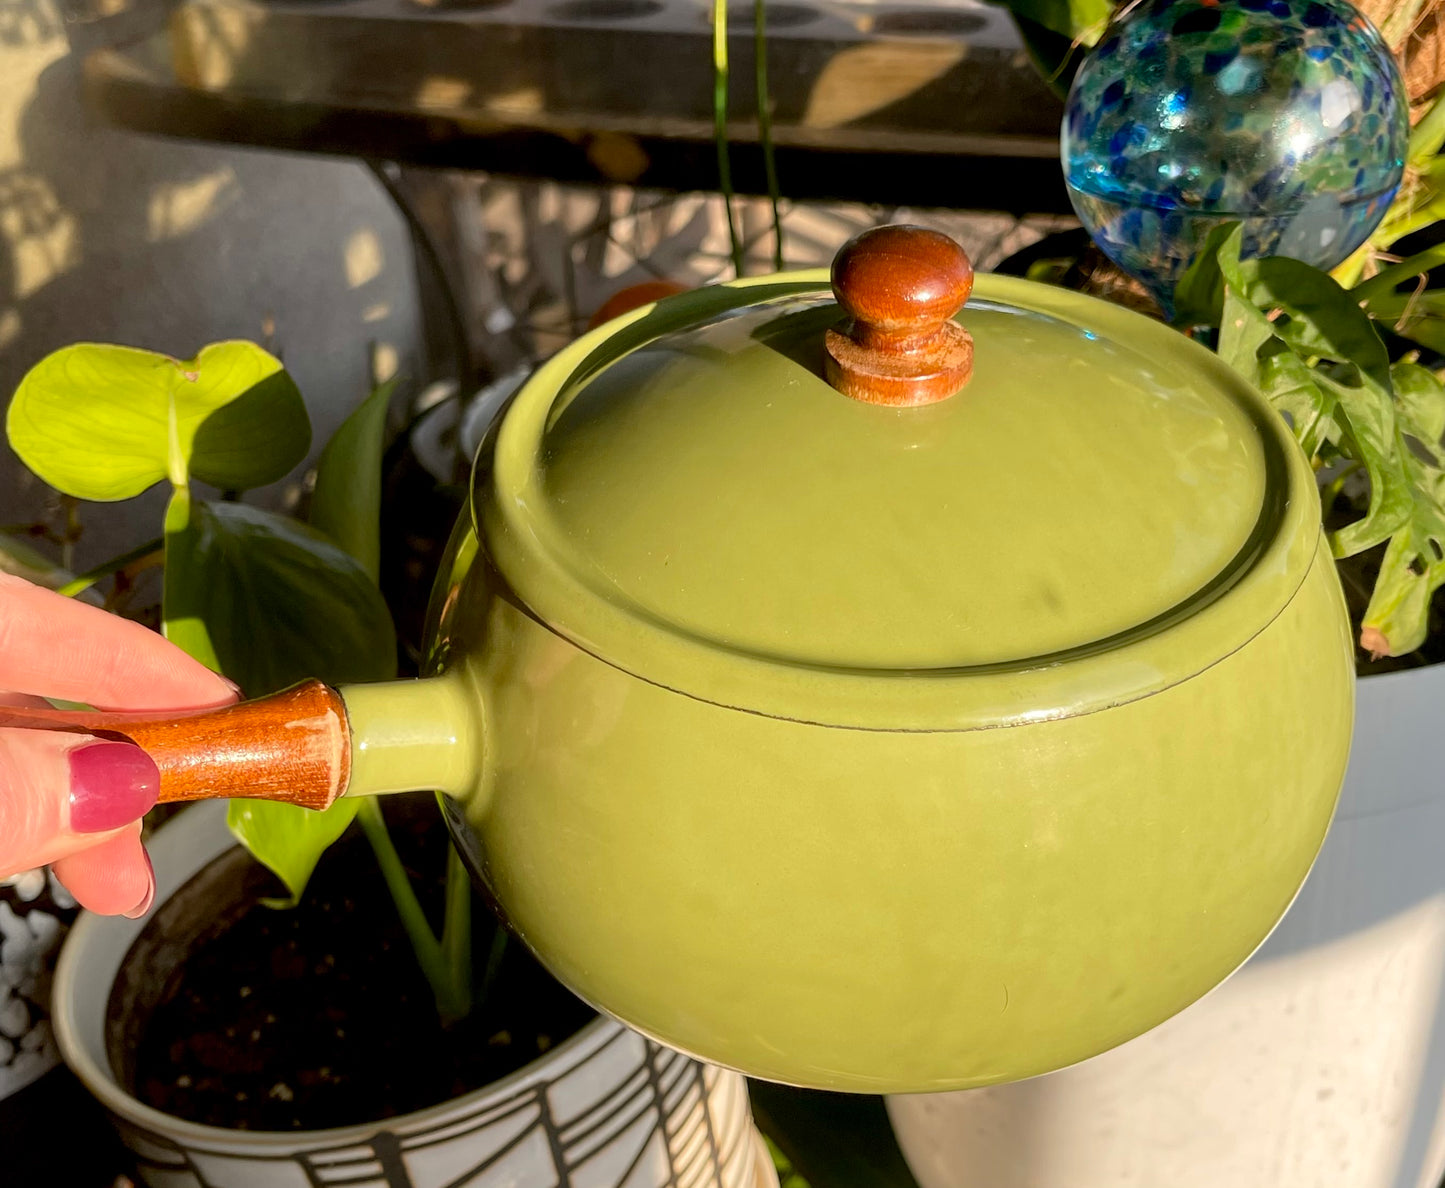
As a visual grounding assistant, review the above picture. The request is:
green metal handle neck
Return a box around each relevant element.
[339,673,480,801]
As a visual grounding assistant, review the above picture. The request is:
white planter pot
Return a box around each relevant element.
[53,801,776,1188]
[888,663,1445,1188]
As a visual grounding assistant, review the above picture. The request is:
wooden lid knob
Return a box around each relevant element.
[824,225,975,406]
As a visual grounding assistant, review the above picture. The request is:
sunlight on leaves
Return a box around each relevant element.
[1257,350,1336,461]
[1004,0,1113,43]
[1360,365,1445,657]
[7,341,309,499]
[1206,227,1445,655]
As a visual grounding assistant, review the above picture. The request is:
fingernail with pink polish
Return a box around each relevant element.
[124,849,156,919]
[69,742,160,834]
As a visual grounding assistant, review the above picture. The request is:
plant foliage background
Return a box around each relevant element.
[997,0,1445,661]
[6,342,397,896]
[6,345,474,1020]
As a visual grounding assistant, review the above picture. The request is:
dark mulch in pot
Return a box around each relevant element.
[119,797,595,1132]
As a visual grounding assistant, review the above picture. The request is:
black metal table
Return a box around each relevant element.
[76,0,1068,211]
[71,0,1072,385]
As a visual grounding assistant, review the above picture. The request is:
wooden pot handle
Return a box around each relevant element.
[824,224,975,406]
[0,679,351,811]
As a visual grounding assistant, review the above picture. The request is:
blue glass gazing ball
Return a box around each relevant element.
[1062,0,1408,302]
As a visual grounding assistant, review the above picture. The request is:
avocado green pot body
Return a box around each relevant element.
[345,270,1354,1093]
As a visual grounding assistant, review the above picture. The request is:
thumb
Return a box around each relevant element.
[0,728,159,880]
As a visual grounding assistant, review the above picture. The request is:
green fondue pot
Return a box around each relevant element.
[26,227,1355,1092]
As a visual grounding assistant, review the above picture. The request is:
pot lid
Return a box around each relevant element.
[477,227,1319,729]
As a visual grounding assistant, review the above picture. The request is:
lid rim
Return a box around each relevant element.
[463,536,1320,734]
[477,271,1320,731]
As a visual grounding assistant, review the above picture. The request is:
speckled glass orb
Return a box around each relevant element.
[1062,0,1408,304]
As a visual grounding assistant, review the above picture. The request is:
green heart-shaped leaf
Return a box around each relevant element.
[162,491,396,694]
[161,490,397,902]
[310,378,396,582]
[7,341,310,500]
[1171,221,1236,329]
[228,797,361,908]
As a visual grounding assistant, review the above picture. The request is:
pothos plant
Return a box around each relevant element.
[4,342,480,1023]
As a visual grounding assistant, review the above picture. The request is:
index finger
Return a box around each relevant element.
[0,573,237,711]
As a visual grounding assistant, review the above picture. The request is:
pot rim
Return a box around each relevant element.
[50,800,617,1151]
[473,270,1323,731]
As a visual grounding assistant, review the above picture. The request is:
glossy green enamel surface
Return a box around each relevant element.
[423,527,1352,1091]
[341,675,477,800]
[533,297,1262,667]
[344,272,1355,1091]
[479,274,1319,729]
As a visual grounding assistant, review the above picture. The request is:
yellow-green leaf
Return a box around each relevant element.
[1004,0,1113,43]
[1258,350,1337,460]
[1361,449,1445,657]
[227,798,360,906]
[1213,227,1279,387]
[1317,370,1413,557]
[7,341,309,500]
[1393,361,1445,460]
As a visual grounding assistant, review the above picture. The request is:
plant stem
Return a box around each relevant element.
[1322,461,1363,514]
[439,840,473,1018]
[59,496,81,575]
[1333,197,1443,288]
[1332,242,1374,290]
[1353,243,1445,304]
[754,0,783,271]
[477,923,509,1011]
[357,798,471,1025]
[1381,205,1445,245]
[1380,0,1429,50]
[1410,92,1445,168]
[712,0,744,277]
[57,537,164,599]
[1331,96,1445,289]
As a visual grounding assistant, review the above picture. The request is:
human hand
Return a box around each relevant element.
[0,573,237,915]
